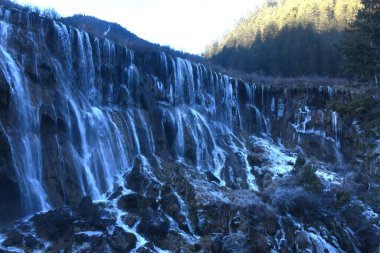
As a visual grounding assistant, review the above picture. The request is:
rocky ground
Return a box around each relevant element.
[1,128,380,252]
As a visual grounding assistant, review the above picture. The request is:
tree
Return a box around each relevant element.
[41,8,61,20]
[342,0,380,84]
[206,0,362,78]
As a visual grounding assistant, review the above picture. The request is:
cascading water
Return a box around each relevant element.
[332,111,340,147]
[0,20,49,215]
[332,111,345,166]
[0,8,374,252]
[0,9,346,218]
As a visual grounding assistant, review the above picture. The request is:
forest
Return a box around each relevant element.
[205,0,379,82]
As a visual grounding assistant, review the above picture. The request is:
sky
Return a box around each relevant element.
[15,0,263,54]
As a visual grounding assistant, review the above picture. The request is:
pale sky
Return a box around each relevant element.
[14,0,262,54]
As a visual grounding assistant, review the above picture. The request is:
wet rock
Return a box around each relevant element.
[248,153,263,167]
[41,128,84,208]
[107,186,123,200]
[295,230,311,250]
[136,242,156,253]
[137,247,156,253]
[210,234,223,253]
[31,207,76,240]
[249,233,271,253]
[118,85,131,107]
[0,172,22,224]
[39,104,56,136]
[138,207,170,237]
[23,235,43,250]
[108,226,137,252]
[222,232,247,252]
[125,156,160,197]
[2,230,23,248]
[77,196,98,218]
[263,173,272,188]
[2,230,43,251]
[190,243,202,252]
[0,69,10,109]
[0,249,16,253]
[73,231,104,245]
[0,128,22,223]
[122,214,140,227]
[117,193,158,212]
[160,192,180,217]
[205,171,220,184]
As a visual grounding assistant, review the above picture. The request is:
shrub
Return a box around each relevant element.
[271,187,322,218]
[41,8,61,20]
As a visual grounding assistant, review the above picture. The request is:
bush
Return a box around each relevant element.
[292,155,306,173]
[271,187,322,218]
[41,8,60,20]
[292,160,323,193]
[327,94,378,119]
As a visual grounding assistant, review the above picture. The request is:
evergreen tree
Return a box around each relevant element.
[342,0,380,84]
[205,0,362,78]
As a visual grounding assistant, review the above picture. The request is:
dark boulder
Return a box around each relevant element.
[0,128,22,224]
[136,241,156,253]
[108,226,137,252]
[210,234,223,253]
[2,230,23,248]
[138,207,170,237]
[23,235,44,251]
[125,156,160,197]
[205,171,221,184]
[77,196,98,218]
[31,207,76,240]
[160,191,180,217]
[117,193,158,212]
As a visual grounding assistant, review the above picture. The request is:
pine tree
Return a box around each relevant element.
[205,0,362,78]
[343,0,380,84]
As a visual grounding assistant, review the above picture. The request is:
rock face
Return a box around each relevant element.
[0,5,379,253]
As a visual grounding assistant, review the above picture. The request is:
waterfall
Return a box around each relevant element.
[332,111,345,166]
[0,21,49,214]
[332,111,339,147]
[0,9,347,225]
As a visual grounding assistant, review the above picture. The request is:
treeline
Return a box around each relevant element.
[211,25,343,77]
[0,0,60,19]
[341,0,380,84]
[205,0,362,78]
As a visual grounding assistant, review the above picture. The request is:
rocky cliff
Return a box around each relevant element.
[0,6,379,253]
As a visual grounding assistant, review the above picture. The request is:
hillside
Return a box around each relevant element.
[61,15,205,65]
[205,0,362,77]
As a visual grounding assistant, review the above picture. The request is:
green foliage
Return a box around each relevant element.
[341,0,380,84]
[205,0,362,78]
[293,155,306,170]
[327,94,378,118]
[300,164,323,193]
[293,162,323,193]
